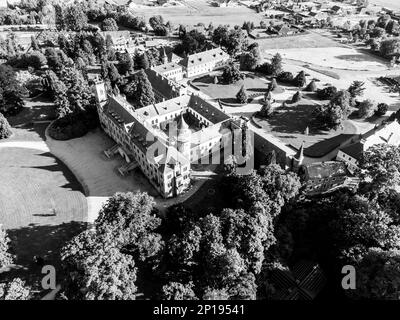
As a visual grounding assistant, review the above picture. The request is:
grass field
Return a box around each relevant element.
[0,147,87,291]
[254,98,358,157]
[192,72,269,103]
[130,0,264,26]
[256,31,343,52]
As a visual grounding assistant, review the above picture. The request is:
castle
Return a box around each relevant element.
[94,81,234,198]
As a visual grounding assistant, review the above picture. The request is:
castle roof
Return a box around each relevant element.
[144,68,184,99]
[188,94,230,124]
[181,47,229,69]
[152,61,184,74]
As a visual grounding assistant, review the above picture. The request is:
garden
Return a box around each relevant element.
[191,71,270,105]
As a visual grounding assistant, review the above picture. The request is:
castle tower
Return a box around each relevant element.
[161,47,168,64]
[177,114,191,161]
[292,141,304,171]
[93,81,108,108]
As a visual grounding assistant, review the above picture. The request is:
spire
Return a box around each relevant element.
[295,141,304,161]
[178,114,189,130]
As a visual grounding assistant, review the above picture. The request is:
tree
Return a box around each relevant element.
[56,67,94,116]
[236,85,248,104]
[350,248,400,300]
[101,17,118,31]
[317,86,338,100]
[239,45,261,71]
[370,27,386,39]
[124,70,155,108]
[61,230,138,300]
[0,227,13,268]
[361,144,400,192]
[0,112,12,139]
[277,71,294,84]
[293,71,306,88]
[149,15,164,31]
[379,38,400,58]
[135,53,150,70]
[0,278,30,300]
[386,20,400,35]
[348,80,366,98]
[314,102,346,130]
[30,35,39,51]
[270,53,283,76]
[0,64,27,116]
[358,99,376,118]
[331,90,353,113]
[212,27,247,55]
[260,100,273,118]
[161,282,198,300]
[222,63,243,84]
[375,103,389,116]
[118,52,134,75]
[64,6,88,31]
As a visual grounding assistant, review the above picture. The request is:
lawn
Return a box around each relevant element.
[192,72,269,104]
[0,146,87,293]
[254,98,358,158]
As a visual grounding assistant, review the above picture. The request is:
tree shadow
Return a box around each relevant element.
[267,103,322,134]
[0,222,88,293]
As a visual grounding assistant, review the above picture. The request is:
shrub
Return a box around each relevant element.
[375,103,389,116]
[236,85,248,104]
[48,109,99,141]
[293,71,307,88]
[0,112,12,139]
[358,99,376,118]
[101,18,118,31]
[277,71,294,83]
[317,86,338,100]
[291,91,302,103]
[305,80,317,92]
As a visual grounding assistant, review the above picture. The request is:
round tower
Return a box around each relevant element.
[177,114,191,161]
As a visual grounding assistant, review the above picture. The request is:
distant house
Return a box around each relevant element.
[274,24,293,36]
[331,5,343,15]
[309,11,328,21]
[336,120,400,173]
[212,0,230,7]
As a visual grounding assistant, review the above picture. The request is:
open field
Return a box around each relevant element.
[264,47,389,72]
[256,31,344,51]
[370,0,400,11]
[129,0,264,26]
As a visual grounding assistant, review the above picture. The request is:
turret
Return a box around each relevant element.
[161,47,168,64]
[177,114,191,161]
[94,81,107,105]
[292,141,304,171]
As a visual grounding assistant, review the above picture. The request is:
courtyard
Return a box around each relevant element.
[192,71,270,104]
